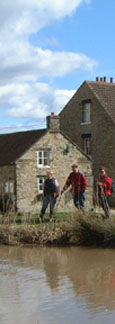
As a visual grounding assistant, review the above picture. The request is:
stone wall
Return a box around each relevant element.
[0,165,16,194]
[16,131,93,214]
[0,165,16,211]
[59,82,115,206]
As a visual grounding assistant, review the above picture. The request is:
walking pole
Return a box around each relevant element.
[101,193,110,218]
[55,195,62,209]
[78,187,81,209]
[98,183,110,218]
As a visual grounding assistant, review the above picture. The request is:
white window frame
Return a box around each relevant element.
[37,177,45,193]
[37,150,50,168]
[83,137,91,155]
[82,102,91,123]
[5,181,14,193]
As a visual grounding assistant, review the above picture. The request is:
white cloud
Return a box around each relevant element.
[0,1,89,34]
[0,0,96,133]
[0,41,97,84]
[0,0,96,87]
[0,82,75,120]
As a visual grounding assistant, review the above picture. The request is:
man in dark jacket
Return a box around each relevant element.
[40,171,60,221]
[61,164,88,209]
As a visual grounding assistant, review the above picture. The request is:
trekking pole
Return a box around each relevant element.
[96,186,99,207]
[78,187,81,209]
[98,183,110,218]
[55,194,62,209]
[101,193,110,218]
[95,185,100,211]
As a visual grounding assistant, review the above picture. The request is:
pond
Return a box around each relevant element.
[0,245,115,324]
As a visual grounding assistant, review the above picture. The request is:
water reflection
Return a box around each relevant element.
[0,245,115,324]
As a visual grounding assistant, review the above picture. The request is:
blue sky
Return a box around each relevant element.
[0,0,115,133]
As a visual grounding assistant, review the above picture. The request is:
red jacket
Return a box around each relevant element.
[63,171,88,195]
[97,173,112,196]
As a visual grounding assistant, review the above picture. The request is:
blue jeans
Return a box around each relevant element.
[73,192,85,208]
[40,196,57,218]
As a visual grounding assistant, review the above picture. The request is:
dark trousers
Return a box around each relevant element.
[40,196,57,218]
[73,191,85,208]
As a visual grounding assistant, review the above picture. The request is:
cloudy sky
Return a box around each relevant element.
[0,0,115,133]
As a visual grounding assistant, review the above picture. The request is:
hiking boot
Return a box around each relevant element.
[40,213,44,221]
[80,206,84,211]
[50,214,54,222]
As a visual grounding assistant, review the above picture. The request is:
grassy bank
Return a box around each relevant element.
[0,210,115,247]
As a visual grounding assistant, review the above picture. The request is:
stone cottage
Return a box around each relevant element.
[59,77,115,205]
[0,114,93,214]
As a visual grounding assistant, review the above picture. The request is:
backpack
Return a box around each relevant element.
[111,180,115,194]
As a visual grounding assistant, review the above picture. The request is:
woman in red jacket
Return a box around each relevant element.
[97,167,112,199]
[96,167,112,218]
[61,164,88,210]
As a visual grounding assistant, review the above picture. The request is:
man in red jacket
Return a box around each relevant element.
[61,164,88,210]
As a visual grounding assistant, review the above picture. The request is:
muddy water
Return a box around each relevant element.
[0,245,115,324]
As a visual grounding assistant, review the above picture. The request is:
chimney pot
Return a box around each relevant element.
[103,76,107,82]
[110,77,113,83]
[100,77,103,82]
[96,77,100,82]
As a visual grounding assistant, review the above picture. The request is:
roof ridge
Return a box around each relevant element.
[86,80,115,86]
[87,81,115,124]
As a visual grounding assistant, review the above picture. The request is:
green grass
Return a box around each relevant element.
[0,210,115,247]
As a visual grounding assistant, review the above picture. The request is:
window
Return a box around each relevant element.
[82,134,91,155]
[37,177,45,193]
[37,150,50,167]
[82,101,91,123]
[83,138,91,155]
[5,181,14,193]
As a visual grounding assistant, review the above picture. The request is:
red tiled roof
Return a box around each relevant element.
[0,129,47,165]
[87,81,115,123]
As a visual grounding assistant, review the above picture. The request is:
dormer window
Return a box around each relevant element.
[82,99,91,123]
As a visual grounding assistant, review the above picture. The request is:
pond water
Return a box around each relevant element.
[0,245,115,324]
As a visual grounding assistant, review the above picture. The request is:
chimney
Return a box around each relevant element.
[46,113,60,132]
[103,76,107,82]
[110,77,113,83]
[96,77,100,82]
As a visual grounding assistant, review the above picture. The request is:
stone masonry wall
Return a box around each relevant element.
[59,82,115,206]
[16,131,93,214]
[0,165,16,194]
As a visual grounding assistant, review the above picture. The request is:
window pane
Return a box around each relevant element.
[5,182,8,193]
[38,177,45,192]
[44,158,48,166]
[39,158,42,165]
[85,104,90,122]
[83,138,91,155]
[39,151,42,158]
[39,178,43,184]
[82,103,90,122]
[9,182,14,193]
[44,151,48,158]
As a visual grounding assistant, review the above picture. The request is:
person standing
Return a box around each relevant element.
[61,164,88,210]
[40,171,60,221]
[96,167,112,213]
